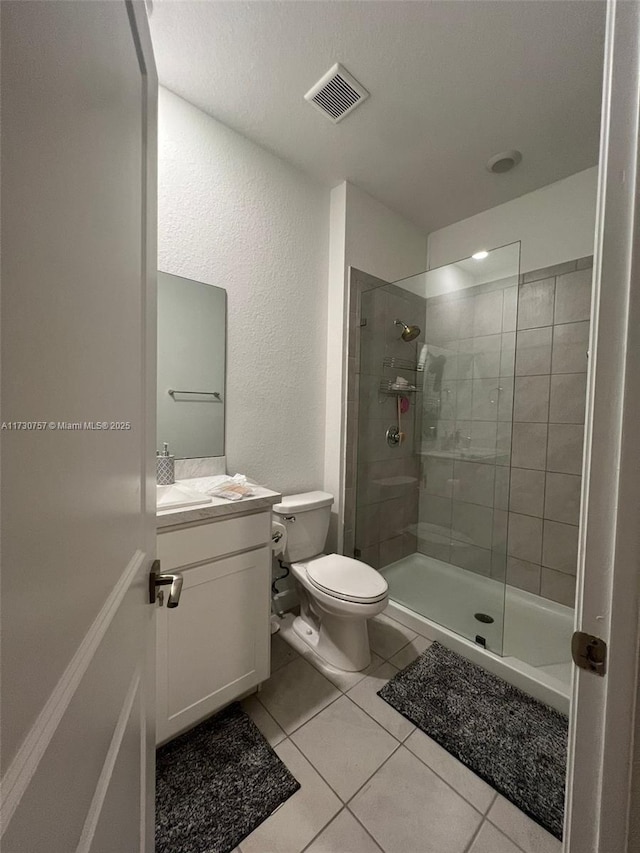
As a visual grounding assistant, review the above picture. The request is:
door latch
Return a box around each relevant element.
[149,559,183,609]
[571,631,607,676]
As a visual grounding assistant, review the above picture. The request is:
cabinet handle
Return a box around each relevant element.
[149,560,184,608]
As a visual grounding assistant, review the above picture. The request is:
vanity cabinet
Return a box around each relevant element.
[156,510,272,744]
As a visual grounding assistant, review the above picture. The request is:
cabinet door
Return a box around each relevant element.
[156,546,271,744]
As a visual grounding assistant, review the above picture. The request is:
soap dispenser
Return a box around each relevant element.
[156,442,175,485]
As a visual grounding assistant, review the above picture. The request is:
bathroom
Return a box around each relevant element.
[3,2,640,853]
[150,1,601,850]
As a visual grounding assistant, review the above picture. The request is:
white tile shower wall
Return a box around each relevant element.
[158,88,329,495]
[417,277,517,582]
[505,258,592,606]
[417,257,592,606]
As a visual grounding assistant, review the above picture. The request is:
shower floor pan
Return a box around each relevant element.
[380,552,574,714]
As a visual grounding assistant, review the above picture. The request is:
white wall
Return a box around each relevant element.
[324,181,427,548]
[344,183,430,283]
[158,87,330,494]
[324,183,349,548]
[428,167,598,273]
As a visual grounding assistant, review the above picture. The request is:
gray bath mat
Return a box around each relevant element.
[378,642,568,840]
[156,703,300,853]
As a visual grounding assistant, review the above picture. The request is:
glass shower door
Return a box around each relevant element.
[354,242,520,656]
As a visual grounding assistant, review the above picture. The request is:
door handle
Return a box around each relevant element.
[149,559,183,608]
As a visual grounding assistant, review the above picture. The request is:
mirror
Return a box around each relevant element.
[157,271,226,459]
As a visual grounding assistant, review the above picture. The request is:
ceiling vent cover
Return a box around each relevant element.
[304,63,369,124]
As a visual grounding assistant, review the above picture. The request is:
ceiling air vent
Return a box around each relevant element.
[304,63,369,124]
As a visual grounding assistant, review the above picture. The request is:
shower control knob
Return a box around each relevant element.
[386,426,401,447]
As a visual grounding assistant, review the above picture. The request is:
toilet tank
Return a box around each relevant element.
[272,491,334,562]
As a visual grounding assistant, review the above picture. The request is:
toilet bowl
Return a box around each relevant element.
[273,491,388,671]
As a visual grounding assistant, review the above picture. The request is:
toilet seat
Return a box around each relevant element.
[297,554,388,604]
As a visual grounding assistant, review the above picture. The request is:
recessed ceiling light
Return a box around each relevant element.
[486,150,522,174]
[472,250,489,260]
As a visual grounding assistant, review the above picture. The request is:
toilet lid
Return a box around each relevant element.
[305,554,388,603]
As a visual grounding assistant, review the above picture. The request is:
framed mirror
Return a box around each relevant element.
[157,271,226,459]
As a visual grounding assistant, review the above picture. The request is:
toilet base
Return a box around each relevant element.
[293,610,371,672]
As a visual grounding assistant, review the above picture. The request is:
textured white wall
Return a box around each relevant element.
[428,167,598,273]
[158,88,330,494]
[345,183,429,283]
[324,183,348,549]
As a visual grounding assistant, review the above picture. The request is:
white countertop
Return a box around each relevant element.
[156,478,282,529]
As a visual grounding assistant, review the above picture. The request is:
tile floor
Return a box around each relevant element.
[236,610,563,853]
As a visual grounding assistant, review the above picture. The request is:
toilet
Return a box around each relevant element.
[272,491,388,672]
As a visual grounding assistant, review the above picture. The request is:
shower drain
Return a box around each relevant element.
[474,612,494,624]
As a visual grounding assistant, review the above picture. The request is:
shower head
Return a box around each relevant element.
[394,318,421,342]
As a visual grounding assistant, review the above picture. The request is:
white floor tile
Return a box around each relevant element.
[272,632,300,672]
[291,695,398,802]
[347,662,415,742]
[241,694,286,747]
[468,821,523,853]
[240,740,341,853]
[305,809,383,853]
[388,635,432,669]
[320,652,386,693]
[404,729,495,813]
[278,613,385,692]
[368,614,418,660]
[258,657,341,734]
[350,747,483,853]
[487,795,562,853]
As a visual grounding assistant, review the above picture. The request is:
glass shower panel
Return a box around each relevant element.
[354,281,426,570]
[355,242,520,656]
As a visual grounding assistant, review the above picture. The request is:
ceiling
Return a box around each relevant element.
[149,0,605,235]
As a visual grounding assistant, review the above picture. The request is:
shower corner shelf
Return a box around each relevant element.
[382,356,424,372]
[379,380,419,395]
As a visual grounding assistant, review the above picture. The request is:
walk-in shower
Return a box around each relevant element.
[347,243,591,712]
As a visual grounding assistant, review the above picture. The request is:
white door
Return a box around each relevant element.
[564,1,640,851]
[0,2,157,851]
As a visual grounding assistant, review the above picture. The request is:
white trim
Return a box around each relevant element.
[565,1,640,850]
[0,550,147,832]
[563,0,612,840]
[76,669,141,853]
[126,2,159,848]
[139,676,149,853]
